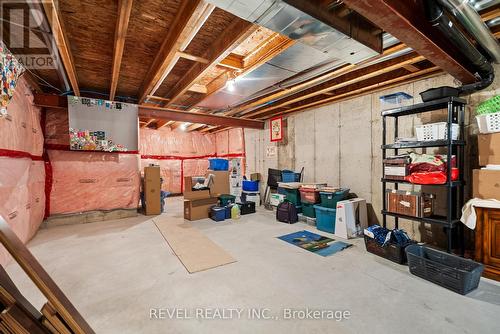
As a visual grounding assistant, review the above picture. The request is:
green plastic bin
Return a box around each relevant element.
[219,194,236,206]
[319,189,349,209]
[281,188,301,206]
[302,202,316,218]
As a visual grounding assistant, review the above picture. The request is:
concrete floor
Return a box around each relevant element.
[6,197,500,334]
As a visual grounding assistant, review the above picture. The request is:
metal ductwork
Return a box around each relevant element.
[198,0,381,110]
[425,0,496,94]
[437,0,500,63]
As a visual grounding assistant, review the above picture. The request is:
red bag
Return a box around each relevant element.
[406,168,459,184]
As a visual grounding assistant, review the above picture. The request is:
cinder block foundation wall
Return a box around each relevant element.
[245,65,500,247]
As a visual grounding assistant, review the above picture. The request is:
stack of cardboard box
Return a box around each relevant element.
[183,170,230,221]
[473,133,500,199]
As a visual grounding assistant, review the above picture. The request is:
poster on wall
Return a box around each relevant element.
[270,116,283,142]
[68,96,138,152]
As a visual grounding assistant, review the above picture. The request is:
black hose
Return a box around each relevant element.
[424,0,495,94]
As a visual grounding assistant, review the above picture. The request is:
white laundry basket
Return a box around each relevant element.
[476,112,500,134]
[415,122,459,141]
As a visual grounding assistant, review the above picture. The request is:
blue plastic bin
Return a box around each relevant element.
[225,205,232,219]
[242,180,259,192]
[210,206,226,222]
[209,158,229,171]
[314,205,337,233]
[281,170,301,182]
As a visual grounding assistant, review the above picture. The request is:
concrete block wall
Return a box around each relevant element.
[245,65,500,246]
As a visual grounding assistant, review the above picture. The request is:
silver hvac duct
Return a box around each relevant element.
[437,0,500,63]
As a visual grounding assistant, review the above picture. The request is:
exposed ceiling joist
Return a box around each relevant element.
[137,0,215,104]
[481,5,500,22]
[224,43,407,116]
[186,123,206,132]
[42,0,80,96]
[188,84,208,94]
[109,0,133,101]
[33,94,264,129]
[164,19,258,106]
[156,119,174,129]
[342,0,477,83]
[219,54,245,70]
[177,51,210,64]
[244,52,425,118]
[258,66,441,120]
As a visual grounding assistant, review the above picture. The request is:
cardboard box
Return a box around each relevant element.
[184,197,218,221]
[144,166,161,215]
[386,189,434,217]
[207,170,230,197]
[183,176,211,200]
[478,133,500,166]
[473,169,500,199]
[250,173,261,181]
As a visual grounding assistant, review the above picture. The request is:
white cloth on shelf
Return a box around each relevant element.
[460,198,500,229]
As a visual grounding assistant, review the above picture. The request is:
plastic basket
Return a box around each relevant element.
[209,158,229,171]
[319,189,349,209]
[364,236,408,264]
[415,122,459,141]
[281,170,301,182]
[314,205,336,233]
[405,244,484,295]
[476,112,500,134]
[299,188,320,204]
[476,95,500,115]
[242,180,259,192]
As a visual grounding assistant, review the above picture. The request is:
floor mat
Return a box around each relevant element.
[153,217,236,273]
[278,230,352,257]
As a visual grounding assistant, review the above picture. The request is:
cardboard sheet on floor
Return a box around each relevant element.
[153,217,236,273]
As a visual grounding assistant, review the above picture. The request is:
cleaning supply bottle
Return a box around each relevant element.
[231,204,240,220]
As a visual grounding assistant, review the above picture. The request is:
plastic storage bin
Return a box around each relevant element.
[379,92,412,110]
[210,206,226,222]
[299,187,320,204]
[319,189,349,209]
[281,170,301,182]
[364,236,409,264]
[219,194,236,206]
[241,191,260,205]
[242,180,259,192]
[302,202,316,218]
[209,158,229,171]
[239,201,256,215]
[314,205,336,233]
[476,95,500,115]
[405,244,484,295]
[476,112,500,134]
[281,188,301,206]
[419,86,459,102]
[415,122,459,141]
[225,205,232,219]
[270,193,286,206]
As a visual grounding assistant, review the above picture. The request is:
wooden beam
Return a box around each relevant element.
[188,83,208,94]
[481,6,500,22]
[146,95,170,103]
[177,51,209,64]
[224,43,408,116]
[33,94,264,129]
[219,53,245,70]
[139,105,264,129]
[156,119,174,129]
[137,1,215,103]
[42,0,80,95]
[257,66,441,120]
[110,0,133,101]
[403,64,419,73]
[164,19,258,105]
[342,0,477,83]
[244,52,425,118]
[186,123,206,132]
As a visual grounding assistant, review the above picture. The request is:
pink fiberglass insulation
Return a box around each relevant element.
[140,159,182,194]
[216,130,229,156]
[0,158,45,264]
[140,127,216,157]
[48,150,140,215]
[228,128,244,155]
[183,159,210,177]
[44,107,69,146]
[0,77,43,156]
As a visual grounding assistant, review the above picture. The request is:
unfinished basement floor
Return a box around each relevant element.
[5,197,500,334]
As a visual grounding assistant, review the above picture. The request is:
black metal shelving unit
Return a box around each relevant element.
[381,96,466,253]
